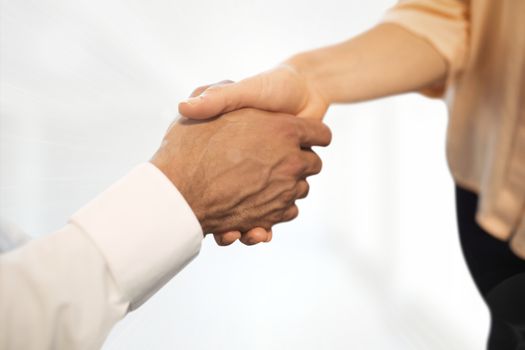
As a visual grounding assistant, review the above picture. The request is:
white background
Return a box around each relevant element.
[0,0,489,349]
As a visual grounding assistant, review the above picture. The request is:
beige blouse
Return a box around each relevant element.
[383,0,525,258]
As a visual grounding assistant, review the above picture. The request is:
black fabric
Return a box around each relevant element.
[456,185,525,350]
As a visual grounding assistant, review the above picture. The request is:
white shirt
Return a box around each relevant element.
[0,163,203,349]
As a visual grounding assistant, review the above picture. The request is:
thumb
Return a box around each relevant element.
[188,80,234,99]
[179,76,265,119]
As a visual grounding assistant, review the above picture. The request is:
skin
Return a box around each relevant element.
[150,108,331,237]
[179,23,448,245]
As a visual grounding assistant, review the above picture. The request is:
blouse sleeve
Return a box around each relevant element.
[382,0,469,97]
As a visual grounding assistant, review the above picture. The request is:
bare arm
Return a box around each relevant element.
[179,23,448,121]
[289,23,447,105]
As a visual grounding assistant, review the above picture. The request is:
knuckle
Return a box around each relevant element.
[312,154,323,174]
[326,127,333,145]
[281,188,297,204]
[321,124,333,146]
[310,121,332,146]
[298,181,310,198]
[277,118,299,139]
[267,211,283,225]
[285,153,306,176]
[284,205,299,221]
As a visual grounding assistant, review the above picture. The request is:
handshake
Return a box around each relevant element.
[151,64,332,246]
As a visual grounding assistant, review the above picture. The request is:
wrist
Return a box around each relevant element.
[149,157,208,234]
[284,52,334,106]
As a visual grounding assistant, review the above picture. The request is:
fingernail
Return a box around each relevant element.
[182,96,203,105]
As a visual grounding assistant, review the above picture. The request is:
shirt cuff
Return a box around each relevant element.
[70,163,203,310]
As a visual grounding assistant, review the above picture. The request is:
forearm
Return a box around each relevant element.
[287,23,448,105]
[0,164,203,349]
[0,225,127,349]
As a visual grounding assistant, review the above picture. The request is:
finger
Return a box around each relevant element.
[294,118,332,148]
[213,231,241,246]
[189,80,234,98]
[239,227,271,246]
[300,150,323,177]
[265,229,273,243]
[281,204,299,223]
[179,76,266,119]
[181,80,237,119]
[296,180,310,199]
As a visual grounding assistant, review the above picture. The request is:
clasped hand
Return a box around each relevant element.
[154,63,330,246]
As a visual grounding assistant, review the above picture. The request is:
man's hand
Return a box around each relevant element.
[177,65,330,245]
[151,108,331,241]
[178,63,329,121]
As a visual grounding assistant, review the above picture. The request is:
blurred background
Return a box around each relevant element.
[0,0,489,349]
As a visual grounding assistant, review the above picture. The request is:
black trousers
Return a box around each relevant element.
[456,186,525,349]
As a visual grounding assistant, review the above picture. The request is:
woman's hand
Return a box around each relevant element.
[180,23,449,126]
[178,63,330,121]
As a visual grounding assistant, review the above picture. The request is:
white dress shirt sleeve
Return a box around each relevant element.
[0,163,203,350]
